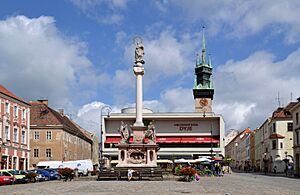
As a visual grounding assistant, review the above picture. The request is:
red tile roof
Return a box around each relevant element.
[30,101,92,143]
[272,102,297,119]
[226,127,252,146]
[0,85,30,105]
[269,133,285,139]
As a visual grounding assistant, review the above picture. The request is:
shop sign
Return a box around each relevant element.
[174,123,198,131]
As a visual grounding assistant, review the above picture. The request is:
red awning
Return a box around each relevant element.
[157,137,181,143]
[105,137,133,143]
[105,136,219,144]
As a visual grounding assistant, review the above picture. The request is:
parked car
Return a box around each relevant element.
[0,170,28,184]
[29,169,59,180]
[0,172,14,185]
[44,169,62,180]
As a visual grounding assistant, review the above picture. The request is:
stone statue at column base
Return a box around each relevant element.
[119,121,131,144]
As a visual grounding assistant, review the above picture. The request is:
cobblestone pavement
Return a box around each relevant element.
[0,172,299,195]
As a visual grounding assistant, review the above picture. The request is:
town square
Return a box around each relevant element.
[0,1,300,195]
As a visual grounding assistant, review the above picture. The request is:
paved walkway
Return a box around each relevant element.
[0,172,299,195]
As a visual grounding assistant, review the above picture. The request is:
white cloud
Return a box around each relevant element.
[69,0,128,24]
[123,30,195,83]
[163,0,300,43]
[77,47,300,133]
[214,49,300,130]
[0,15,95,109]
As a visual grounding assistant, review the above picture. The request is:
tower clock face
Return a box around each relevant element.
[199,98,208,107]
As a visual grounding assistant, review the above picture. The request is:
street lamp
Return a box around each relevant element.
[99,105,112,173]
[263,152,267,174]
[209,124,213,158]
[235,142,238,168]
[284,151,289,176]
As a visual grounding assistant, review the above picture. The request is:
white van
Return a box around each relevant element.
[37,159,93,175]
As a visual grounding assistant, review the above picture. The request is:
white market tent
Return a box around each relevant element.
[157,159,173,164]
[196,157,212,163]
[174,158,188,163]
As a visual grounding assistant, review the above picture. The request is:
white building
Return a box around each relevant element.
[102,109,225,162]
[290,98,300,177]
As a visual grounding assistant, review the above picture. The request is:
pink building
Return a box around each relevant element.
[0,85,30,170]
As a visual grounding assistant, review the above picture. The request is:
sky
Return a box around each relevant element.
[1,0,300,137]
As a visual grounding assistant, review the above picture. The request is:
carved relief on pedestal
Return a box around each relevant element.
[127,148,146,164]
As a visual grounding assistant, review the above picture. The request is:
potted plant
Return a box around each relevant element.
[179,167,197,182]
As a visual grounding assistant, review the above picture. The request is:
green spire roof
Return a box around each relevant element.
[201,26,206,65]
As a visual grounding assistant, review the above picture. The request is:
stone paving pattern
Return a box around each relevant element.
[0,172,299,195]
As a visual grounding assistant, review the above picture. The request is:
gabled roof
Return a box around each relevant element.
[0,85,30,106]
[272,102,297,119]
[30,101,92,143]
[226,127,252,146]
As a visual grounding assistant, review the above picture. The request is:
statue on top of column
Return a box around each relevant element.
[134,36,145,65]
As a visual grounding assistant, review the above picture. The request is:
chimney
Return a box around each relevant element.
[37,99,48,105]
[58,109,64,116]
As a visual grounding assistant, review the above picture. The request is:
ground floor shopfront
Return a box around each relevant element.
[0,145,30,170]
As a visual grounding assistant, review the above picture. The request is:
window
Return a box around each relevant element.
[21,130,26,144]
[46,148,52,158]
[280,142,283,149]
[5,126,10,141]
[296,131,299,145]
[287,123,293,131]
[14,106,18,117]
[296,112,299,125]
[34,131,40,140]
[273,123,276,133]
[34,149,39,157]
[13,128,18,142]
[5,102,10,114]
[46,131,52,140]
[272,140,276,150]
[22,109,26,120]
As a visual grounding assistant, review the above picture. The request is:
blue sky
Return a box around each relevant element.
[1,0,300,136]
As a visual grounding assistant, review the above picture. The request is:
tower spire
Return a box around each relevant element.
[201,26,206,65]
[196,53,199,66]
[208,54,212,67]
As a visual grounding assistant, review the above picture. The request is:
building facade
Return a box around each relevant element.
[225,128,252,169]
[0,85,30,170]
[102,111,225,162]
[290,98,300,176]
[29,100,93,168]
[254,127,262,171]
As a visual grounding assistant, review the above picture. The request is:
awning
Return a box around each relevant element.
[105,137,134,144]
[157,159,172,163]
[105,136,219,144]
[157,137,181,143]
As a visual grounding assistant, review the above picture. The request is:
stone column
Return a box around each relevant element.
[133,64,144,127]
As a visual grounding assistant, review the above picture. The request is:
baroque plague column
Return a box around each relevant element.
[117,38,158,167]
